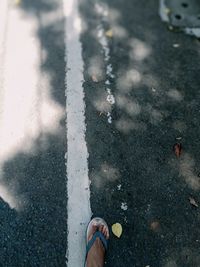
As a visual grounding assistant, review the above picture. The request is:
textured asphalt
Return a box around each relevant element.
[81,0,200,266]
[1,0,200,267]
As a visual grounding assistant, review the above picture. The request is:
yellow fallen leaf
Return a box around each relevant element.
[105,29,113,38]
[165,8,171,14]
[15,0,21,5]
[112,223,122,238]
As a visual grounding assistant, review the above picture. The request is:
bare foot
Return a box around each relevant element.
[86,221,109,267]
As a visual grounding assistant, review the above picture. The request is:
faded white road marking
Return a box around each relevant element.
[63,0,92,266]
[0,0,8,53]
[95,5,116,124]
[0,0,8,98]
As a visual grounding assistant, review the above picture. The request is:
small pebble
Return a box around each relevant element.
[173,43,180,48]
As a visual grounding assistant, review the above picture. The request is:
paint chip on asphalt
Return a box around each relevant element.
[121,202,128,211]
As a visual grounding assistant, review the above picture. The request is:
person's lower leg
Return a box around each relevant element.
[86,239,104,267]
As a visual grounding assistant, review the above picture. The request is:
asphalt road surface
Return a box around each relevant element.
[0,0,200,266]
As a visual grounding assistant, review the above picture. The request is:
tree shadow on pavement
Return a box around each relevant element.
[20,0,66,107]
[0,0,67,266]
[0,135,67,267]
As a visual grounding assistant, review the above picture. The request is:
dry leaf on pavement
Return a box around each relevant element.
[15,0,21,4]
[112,223,122,238]
[150,221,160,232]
[165,8,171,14]
[105,29,113,38]
[173,143,182,157]
[91,75,98,83]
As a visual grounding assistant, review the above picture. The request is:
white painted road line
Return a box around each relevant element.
[0,0,8,56]
[63,0,92,266]
[0,0,8,97]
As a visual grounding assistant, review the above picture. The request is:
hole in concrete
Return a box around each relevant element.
[181,3,188,8]
[198,15,200,20]
[175,14,182,20]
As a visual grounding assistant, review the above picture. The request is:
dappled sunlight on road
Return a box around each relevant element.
[0,3,65,210]
[173,120,187,132]
[117,69,142,92]
[80,0,200,266]
[129,38,152,61]
[88,1,170,133]
[91,163,120,189]
[167,88,184,101]
[116,117,146,134]
[95,4,128,39]
[0,182,20,210]
[116,95,141,116]
[93,90,112,113]
[179,153,200,191]
[163,246,200,267]
[88,56,105,82]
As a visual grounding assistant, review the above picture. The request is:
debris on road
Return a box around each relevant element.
[121,202,128,211]
[189,196,198,208]
[173,43,180,48]
[105,29,113,38]
[91,75,99,83]
[117,184,122,190]
[150,221,160,232]
[107,112,112,124]
[173,143,182,157]
[106,93,115,105]
[168,25,174,31]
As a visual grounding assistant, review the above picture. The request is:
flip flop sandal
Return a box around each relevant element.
[84,217,109,267]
